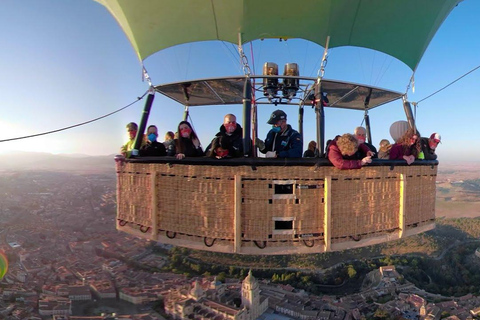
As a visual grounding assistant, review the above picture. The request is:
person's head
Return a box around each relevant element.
[165,131,174,141]
[379,139,391,152]
[429,133,441,150]
[223,114,237,134]
[408,130,419,146]
[308,140,317,151]
[210,136,229,158]
[354,126,367,144]
[146,125,158,142]
[177,121,198,140]
[337,133,359,156]
[126,122,138,140]
[379,139,392,153]
[398,128,421,154]
[267,109,288,133]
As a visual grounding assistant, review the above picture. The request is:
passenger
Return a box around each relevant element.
[354,126,377,158]
[163,131,176,156]
[324,135,341,158]
[255,110,303,158]
[377,139,392,159]
[303,140,318,157]
[139,125,166,156]
[206,136,231,159]
[120,122,146,158]
[389,128,421,165]
[175,121,204,159]
[205,114,244,158]
[419,133,441,160]
[327,133,372,169]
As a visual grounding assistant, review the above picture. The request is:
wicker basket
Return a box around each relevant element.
[115,159,437,255]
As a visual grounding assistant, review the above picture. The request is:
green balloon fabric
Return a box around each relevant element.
[0,253,8,279]
[94,0,462,71]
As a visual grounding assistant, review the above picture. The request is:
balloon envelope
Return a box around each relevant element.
[94,0,462,71]
[0,253,8,279]
[390,120,409,143]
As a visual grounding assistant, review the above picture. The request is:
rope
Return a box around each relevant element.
[416,64,480,104]
[0,90,148,143]
[249,42,256,76]
[220,42,241,73]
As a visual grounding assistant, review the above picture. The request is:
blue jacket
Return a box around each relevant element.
[261,125,303,158]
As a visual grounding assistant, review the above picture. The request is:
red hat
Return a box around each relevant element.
[430,133,441,143]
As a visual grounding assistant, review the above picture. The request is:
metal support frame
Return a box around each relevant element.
[402,97,416,131]
[315,84,326,157]
[251,103,258,157]
[364,88,373,144]
[364,111,372,144]
[298,105,304,141]
[314,36,330,157]
[133,87,155,154]
[243,78,252,157]
[183,105,189,121]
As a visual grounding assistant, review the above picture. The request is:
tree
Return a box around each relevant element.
[217,272,226,282]
[347,265,357,279]
[373,308,389,320]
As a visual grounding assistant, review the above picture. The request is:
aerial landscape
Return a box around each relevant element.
[1,155,480,319]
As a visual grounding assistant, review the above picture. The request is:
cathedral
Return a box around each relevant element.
[165,270,269,319]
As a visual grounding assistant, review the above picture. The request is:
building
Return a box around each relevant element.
[165,271,268,320]
[38,297,71,317]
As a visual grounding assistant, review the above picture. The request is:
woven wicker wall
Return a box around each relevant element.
[115,161,437,254]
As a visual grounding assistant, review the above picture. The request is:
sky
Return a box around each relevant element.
[1,1,479,161]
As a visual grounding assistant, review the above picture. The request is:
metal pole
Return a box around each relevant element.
[364,89,373,143]
[132,88,155,155]
[183,105,189,121]
[298,105,304,142]
[402,98,416,131]
[315,84,325,157]
[364,112,372,144]
[243,78,252,157]
[252,103,258,157]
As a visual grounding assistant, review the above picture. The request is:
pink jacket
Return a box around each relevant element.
[327,140,371,169]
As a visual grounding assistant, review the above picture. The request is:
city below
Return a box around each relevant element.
[1,156,480,320]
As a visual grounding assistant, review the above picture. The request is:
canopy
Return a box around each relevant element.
[95,0,462,71]
[154,76,403,110]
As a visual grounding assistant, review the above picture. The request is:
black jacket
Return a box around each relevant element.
[420,137,437,160]
[206,124,245,157]
[139,141,166,156]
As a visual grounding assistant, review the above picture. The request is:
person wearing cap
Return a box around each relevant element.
[255,109,303,158]
[420,133,441,160]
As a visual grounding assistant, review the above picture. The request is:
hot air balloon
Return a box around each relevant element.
[0,252,9,279]
[93,0,461,254]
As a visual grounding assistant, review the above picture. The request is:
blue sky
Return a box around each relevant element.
[0,0,479,161]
